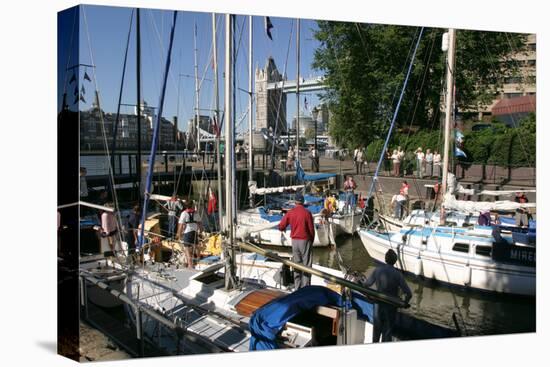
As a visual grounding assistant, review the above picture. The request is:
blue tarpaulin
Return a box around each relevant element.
[249,286,374,350]
[295,161,336,183]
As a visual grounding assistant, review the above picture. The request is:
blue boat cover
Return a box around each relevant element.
[249,286,373,350]
[295,161,336,183]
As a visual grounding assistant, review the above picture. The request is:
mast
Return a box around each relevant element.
[194,22,201,153]
[224,13,237,290]
[248,15,254,207]
[136,8,142,198]
[295,19,300,154]
[440,29,456,225]
[212,13,224,234]
[138,11,178,248]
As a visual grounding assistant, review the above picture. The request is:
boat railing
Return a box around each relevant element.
[238,240,410,308]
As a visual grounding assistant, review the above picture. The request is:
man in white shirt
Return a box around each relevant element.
[177,202,202,268]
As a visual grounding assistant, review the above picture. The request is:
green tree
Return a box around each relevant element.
[313,22,526,149]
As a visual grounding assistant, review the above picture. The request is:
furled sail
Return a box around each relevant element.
[442,193,536,212]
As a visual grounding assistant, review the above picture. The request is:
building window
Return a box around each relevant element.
[527,60,536,67]
[528,43,536,51]
[505,93,523,99]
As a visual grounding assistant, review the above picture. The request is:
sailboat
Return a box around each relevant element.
[358,29,536,296]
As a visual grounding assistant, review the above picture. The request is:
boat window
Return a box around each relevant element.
[452,243,469,253]
[475,245,492,257]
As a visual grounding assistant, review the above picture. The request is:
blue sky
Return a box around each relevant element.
[62,4,324,133]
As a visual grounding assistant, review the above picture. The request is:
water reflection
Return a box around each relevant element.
[311,235,535,336]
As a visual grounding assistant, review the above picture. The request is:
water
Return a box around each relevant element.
[286,235,535,336]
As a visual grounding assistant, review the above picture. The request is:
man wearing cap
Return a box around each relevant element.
[278,193,315,289]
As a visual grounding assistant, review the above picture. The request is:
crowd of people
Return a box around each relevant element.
[348,145,443,179]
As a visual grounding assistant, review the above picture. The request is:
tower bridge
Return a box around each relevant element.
[255,57,327,135]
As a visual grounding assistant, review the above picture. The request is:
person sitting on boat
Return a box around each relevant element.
[176,201,202,269]
[324,192,338,216]
[164,194,183,239]
[278,193,315,289]
[361,249,412,343]
[478,210,491,226]
[99,203,119,255]
[343,175,357,214]
[514,191,531,227]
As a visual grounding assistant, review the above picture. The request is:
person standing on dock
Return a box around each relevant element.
[310,146,320,172]
[391,150,400,177]
[278,193,315,289]
[164,195,183,239]
[177,201,202,268]
[433,150,441,178]
[425,149,434,177]
[287,146,296,171]
[354,147,364,175]
[362,249,412,343]
[415,147,425,178]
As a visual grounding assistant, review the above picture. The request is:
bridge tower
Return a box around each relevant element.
[255,57,287,135]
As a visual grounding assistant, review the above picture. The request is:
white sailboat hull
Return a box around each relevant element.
[358,228,535,296]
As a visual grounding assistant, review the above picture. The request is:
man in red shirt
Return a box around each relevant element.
[278,192,315,289]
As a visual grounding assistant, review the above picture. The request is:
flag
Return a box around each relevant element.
[69,73,76,84]
[304,97,308,111]
[80,85,86,95]
[73,96,79,105]
[265,17,273,40]
[74,86,78,96]
[84,71,91,82]
[455,146,467,158]
[80,93,86,103]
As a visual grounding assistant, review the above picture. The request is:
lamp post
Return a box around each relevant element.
[312,106,319,151]
[312,106,319,172]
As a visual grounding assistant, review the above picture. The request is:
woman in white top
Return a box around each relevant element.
[391,149,400,177]
[433,150,442,178]
[425,149,434,177]
[415,147,425,178]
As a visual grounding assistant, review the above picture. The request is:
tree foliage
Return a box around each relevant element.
[313,22,527,149]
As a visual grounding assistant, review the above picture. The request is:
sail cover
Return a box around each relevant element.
[442,193,536,212]
[295,161,336,183]
[248,181,305,195]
